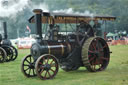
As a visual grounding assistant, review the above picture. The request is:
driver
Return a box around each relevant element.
[76,20,94,46]
[77,20,94,36]
[93,20,102,36]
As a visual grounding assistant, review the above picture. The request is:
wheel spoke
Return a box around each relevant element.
[28,69,31,75]
[50,59,54,65]
[99,44,107,51]
[23,64,29,66]
[89,56,96,62]
[30,56,32,63]
[92,43,96,51]
[92,58,101,70]
[94,58,98,65]
[47,56,50,64]
[95,39,98,45]
[97,40,101,51]
[50,69,55,73]
[95,58,101,65]
[50,63,56,67]
[47,71,51,77]
[44,71,48,78]
[40,69,45,74]
[25,59,30,64]
[42,57,47,64]
[33,69,35,75]
[88,55,91,57]
[94,39,99,50]
[25,67,29,72]
[88,50,95,53]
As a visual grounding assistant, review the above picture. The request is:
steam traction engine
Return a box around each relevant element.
[0,22,18,63]
[21,9,116,80]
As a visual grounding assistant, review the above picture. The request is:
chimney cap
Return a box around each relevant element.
[33,9,42,14]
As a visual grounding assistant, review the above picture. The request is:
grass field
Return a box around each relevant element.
[0,45,128,85]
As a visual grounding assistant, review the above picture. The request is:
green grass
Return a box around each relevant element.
[0,45,128,85]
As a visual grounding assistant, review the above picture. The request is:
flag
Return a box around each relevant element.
[26,25,31,33]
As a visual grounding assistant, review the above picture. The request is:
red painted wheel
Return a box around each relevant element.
[35,54,59,80]
[82,37,110,72]
[21,54,36,77]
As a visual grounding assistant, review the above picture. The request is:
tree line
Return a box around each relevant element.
[0,0,128,39]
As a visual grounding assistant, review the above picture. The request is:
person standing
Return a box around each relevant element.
[93,20,102,36]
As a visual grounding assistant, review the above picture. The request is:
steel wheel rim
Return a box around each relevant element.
[0,47,6,63]
[4,46,13,62]
[10,46,18,61]
[87,37,110,72]
[35,54,59,80]
[21,54,36,77]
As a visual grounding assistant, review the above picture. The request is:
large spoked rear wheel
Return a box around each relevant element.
[82,37,110,72]
[35,54,59,80]
[21,54,36,77]
[10,46,18,61]
[0,47,7,63]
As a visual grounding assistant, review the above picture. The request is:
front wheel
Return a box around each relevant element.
[21,54,36,77]
[2,46,13,62]
[35,54,59,80]
[0,47,7,63]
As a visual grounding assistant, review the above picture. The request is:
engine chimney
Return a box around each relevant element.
[3,22,7,39]
[33,9,42,39]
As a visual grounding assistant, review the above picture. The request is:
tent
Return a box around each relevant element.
[107,32,119,40]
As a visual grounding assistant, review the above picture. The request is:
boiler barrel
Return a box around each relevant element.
[31,42,73,59]
[46,42,72,56]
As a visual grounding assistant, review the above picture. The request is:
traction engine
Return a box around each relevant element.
[21,9,116,80]
[0,22,18,63]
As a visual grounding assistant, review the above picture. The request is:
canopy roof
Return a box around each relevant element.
[107,32,118,37]
[29,12,116,24]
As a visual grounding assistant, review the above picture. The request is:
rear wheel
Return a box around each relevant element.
[10,46,18,61]
[82,37,110,72]
[35,54,59,80]
[0,47,7,63]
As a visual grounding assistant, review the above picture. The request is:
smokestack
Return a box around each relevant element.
[3,22,7,39]
[33,9,42,39]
